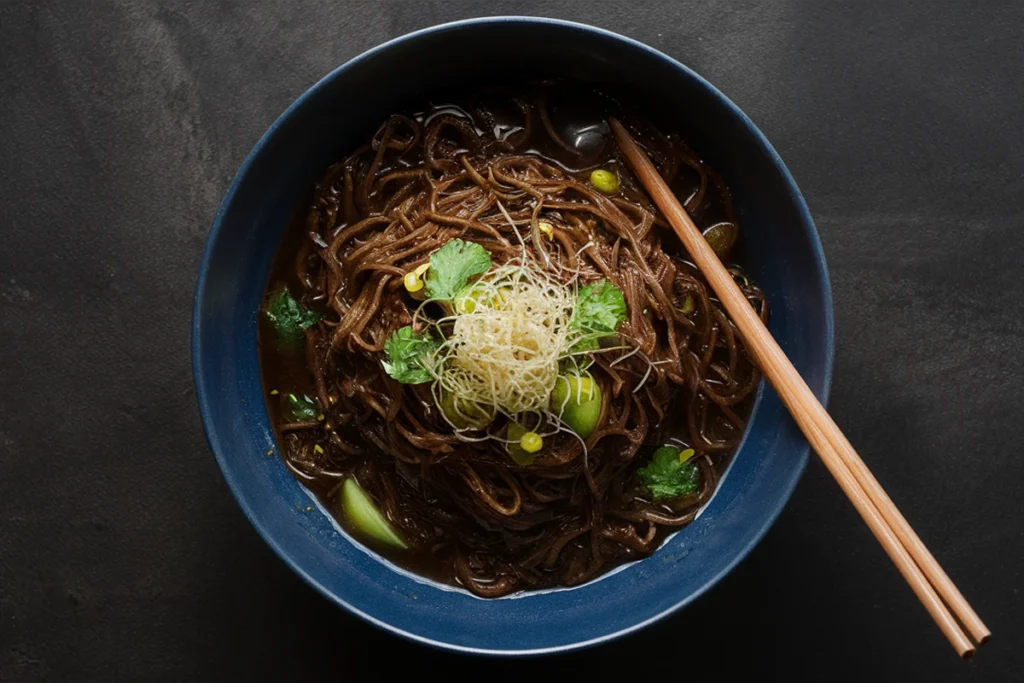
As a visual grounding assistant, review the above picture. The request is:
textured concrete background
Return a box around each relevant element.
[2,1,1022,680]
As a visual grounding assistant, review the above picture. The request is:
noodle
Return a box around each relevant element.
[260,83,766,596]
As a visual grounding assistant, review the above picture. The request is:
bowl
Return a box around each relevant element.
[192,17,834,655]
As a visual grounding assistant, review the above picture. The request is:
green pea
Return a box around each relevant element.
[519,431,543,453]
[702,222,738,259]
[506,421,539,466]
[439,391,494,430]
[589,169,620,194]
[550,374,603,438]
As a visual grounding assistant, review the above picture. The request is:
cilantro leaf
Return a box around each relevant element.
[572,280,626,335]
[637,446,701,501]
[265,288,322,341]
[382,326,439,384]
[425,239,492,301]
[566,279,626,361]
[568,335,600,356]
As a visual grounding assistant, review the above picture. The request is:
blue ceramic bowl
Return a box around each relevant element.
[193,17,833,655]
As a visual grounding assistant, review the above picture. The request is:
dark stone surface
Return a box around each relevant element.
[1,1,1021,680]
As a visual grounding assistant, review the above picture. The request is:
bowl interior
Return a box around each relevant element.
[193,18,833,655]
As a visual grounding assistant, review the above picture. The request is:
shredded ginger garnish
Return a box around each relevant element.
[416,202,656,442]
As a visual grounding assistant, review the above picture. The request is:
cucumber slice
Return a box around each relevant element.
[340,479,408,550]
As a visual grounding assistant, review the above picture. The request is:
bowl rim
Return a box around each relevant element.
[192,15,835,655]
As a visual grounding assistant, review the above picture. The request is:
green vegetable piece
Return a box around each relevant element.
[589,168,620,194]
[637,445,701,501]
[506,421,538,466]
[550,374,602,438]
[702,222,738,259]
[382,326,438,384]
[453,285,482,315]
[573,280,627,335]
[265,288,322,340]
[425,239,492,301]
[454,284,510,314]
[340,479,408,550]
[680,294,695,316]
[286,393,318,422]
[439,391,495,430]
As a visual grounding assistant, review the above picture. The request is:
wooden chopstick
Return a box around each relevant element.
[610,118,989,657]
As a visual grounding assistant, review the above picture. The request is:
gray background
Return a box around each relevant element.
[2,1,1022,680]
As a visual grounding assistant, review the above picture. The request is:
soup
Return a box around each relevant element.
[258,82,766,596]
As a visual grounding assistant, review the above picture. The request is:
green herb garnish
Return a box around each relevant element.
[567,279,626,360]
[286,393,319,422]
[265,288,322,340]
[572,279,626,335]
[425,239,492,301]
[382,326,439,384]
[637,446,701,501]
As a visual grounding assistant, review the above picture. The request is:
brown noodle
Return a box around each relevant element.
[266,88,767,596]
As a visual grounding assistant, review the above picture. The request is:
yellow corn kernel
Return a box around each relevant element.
[537,221,554,239]
[404,263,430,295]
[403,270,424,293]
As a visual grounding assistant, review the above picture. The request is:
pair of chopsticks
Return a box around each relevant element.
[610,119,990,658]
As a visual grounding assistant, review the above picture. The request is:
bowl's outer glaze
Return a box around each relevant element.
[193,17,833,655]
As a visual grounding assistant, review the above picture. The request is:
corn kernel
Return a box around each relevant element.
[403,270,424,293]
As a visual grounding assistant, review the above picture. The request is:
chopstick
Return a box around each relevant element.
[609,118,989,658]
